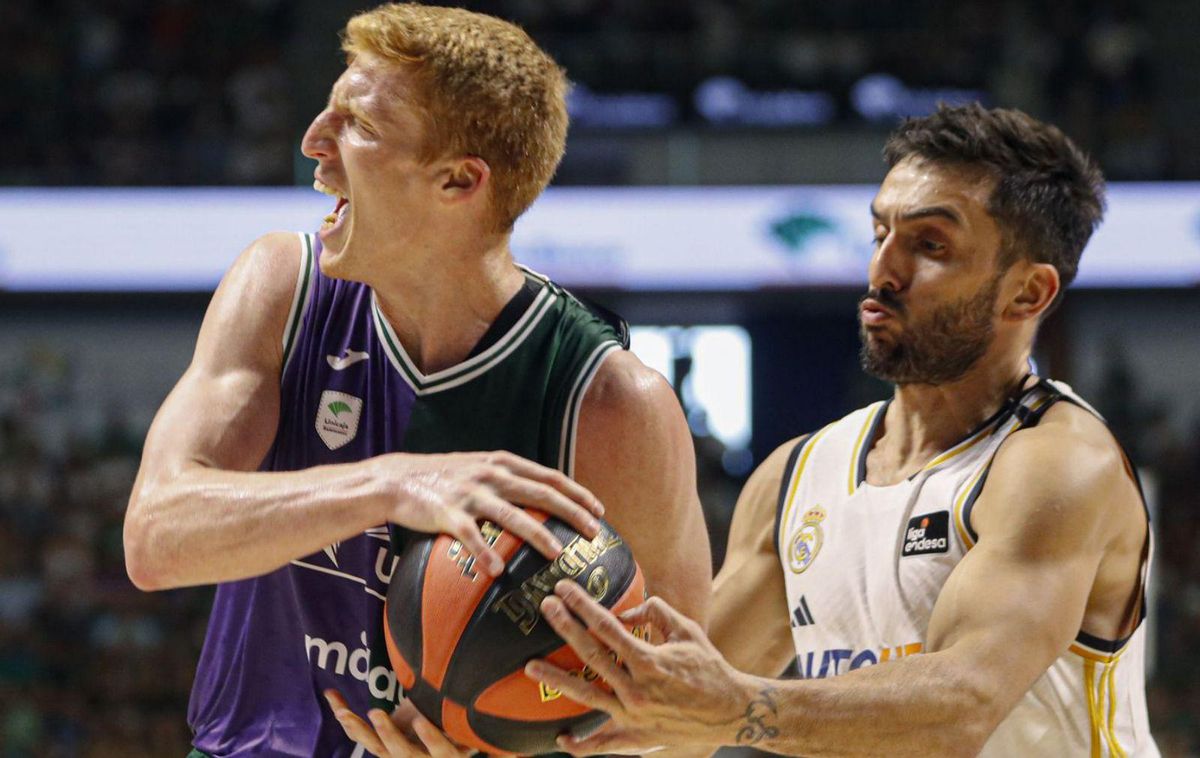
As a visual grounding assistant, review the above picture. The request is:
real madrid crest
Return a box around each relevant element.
[788,505,826,574]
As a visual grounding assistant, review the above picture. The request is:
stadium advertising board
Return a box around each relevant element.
[1,184,1198,291]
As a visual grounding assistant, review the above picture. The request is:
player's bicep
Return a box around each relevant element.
[574,352,712,625]
[924,436,1114,717]
[134,232,302,486]
[709,439,801,676]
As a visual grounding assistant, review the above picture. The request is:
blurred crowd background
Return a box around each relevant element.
[2,0,1199,756]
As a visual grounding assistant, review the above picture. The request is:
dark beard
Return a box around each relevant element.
[859,275,1000,386]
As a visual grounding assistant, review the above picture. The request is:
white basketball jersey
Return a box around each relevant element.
[775,378,1158,757]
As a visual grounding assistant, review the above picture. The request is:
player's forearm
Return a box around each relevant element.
[124,461,384,590]
[729,652,1000,758]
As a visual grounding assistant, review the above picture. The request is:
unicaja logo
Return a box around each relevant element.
[316,390,363,450]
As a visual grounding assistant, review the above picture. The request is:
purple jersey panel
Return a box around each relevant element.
[189,236,414,757]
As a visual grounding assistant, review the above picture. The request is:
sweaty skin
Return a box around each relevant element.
[522,158,1147,757]
[126,51,710,758]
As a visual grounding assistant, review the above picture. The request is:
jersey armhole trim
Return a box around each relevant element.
[978,384,1153,656]
[953,463,990,549]
[558,340,622,477]
[774,435,812,559]
[954,385,1064,549]
[850,400,890,493]
[1038,386,1153,653]
[280,232,315,376]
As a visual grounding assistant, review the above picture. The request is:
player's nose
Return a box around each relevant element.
[868,233,908,295]
[301,110,337,161]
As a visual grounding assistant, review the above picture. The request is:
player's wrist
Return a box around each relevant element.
[346,454,406,526]
[722,672,781,749]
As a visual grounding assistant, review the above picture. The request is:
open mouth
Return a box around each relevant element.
[314,179,349,235]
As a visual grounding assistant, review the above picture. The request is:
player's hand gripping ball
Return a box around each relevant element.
[383,510,646,755]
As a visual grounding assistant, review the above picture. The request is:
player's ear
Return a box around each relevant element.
[440,156,490,200]
[1003,261,1059,322]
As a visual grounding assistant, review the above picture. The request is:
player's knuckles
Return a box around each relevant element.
[470,463,504,487]
[483,450,517,469]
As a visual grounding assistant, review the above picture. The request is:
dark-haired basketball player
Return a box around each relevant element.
[123,5,710,756]
[530,104,1159,757]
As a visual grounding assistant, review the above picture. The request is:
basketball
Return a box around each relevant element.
[383,512,647,755]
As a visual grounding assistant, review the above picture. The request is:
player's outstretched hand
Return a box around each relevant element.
[325,690,473,758]
[375,450,606,576]
[524,581,772,755]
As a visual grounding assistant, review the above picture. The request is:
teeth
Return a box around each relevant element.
[313,179,346,200]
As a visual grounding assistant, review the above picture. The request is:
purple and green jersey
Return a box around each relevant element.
[187,232,626,757]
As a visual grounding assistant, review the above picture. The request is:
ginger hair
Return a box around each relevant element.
[343,3,569,232]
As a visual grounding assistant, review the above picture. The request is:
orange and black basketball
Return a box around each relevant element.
[383,511,646,756]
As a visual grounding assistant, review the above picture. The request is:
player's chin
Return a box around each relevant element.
[317,232,355,279]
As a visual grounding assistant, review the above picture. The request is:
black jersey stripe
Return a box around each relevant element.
[854,399,890,490]
[774,434,813,559]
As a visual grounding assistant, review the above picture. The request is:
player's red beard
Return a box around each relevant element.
[859,274,1001,386]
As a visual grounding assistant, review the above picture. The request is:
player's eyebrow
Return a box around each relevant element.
[870,202,964,225]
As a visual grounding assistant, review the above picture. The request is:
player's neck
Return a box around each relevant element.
[372,235,526,375]
[872,352,1032,483]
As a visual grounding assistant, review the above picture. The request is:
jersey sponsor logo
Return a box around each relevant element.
[316,390,363,450]
[791,595,816,627]
[327,349,371,370]
[303,628,404,705]
[794,642,923,679]
[787,505,826,574]
[902,511,949,556]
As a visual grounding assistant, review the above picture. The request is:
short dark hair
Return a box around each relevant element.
[883,103,1105,310]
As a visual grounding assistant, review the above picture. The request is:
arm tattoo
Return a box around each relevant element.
[735,686,780,745]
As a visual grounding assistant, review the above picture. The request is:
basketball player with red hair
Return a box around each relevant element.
[123,4,710,756]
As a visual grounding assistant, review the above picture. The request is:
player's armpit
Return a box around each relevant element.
[709,437,806,677]
[573,350,712,626]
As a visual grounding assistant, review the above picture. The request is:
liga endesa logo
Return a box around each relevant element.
[902,511,949,557]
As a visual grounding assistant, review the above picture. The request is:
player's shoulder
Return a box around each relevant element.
[196,231,310,366]
[230,230,307,286]
[979,398,1135,539]
[759,433,815,481]
[582,350,677,431]
[996,399,1127,491]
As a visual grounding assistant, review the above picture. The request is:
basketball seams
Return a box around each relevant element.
[385,515,641,755]
[419,522,535,691]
